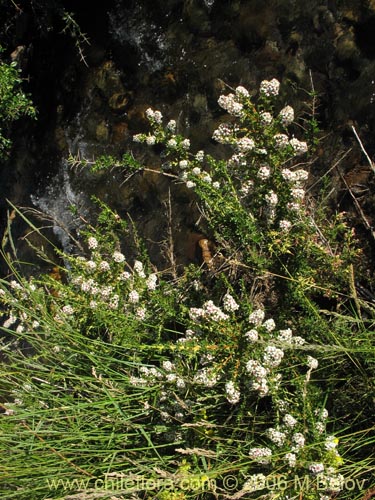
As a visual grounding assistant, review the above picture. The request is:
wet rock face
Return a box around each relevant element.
[3,0,375,271]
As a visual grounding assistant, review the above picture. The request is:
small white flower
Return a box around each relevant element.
[81,279,95,293]
[146,135,156,146]
[134,260,145,276]
[279,220,292,232]
[135,307,146,320]
[86,260,97,272]
[10,280,22,290]
[3,316,17,329]
[265,191,278,207]
[309,462,324,474]
[315,408,329,420]
[284,452,297,468]
[146,273,157,290]
[244,329,258,342]
[179,160,189,169]
[145,108,155,120]
[283,414,298,428]
[62,305,74,315]
[249,308,265,326]
[240,180,254,196]
[113,251,125,263]
[291,188,305,200]
[292,432,305,450]
[235,85,249,98]
[266,427,287,446]
[195,150,204,162]
[167,119,176,132]
[263,345,284,368]
[315,421,325,434]
[133,133,144,143]
[223,293,239,312]
[153,110,163,124]
[225,381,241,404]
[325,436,338,450]
[236,136,255,152]
[259,78,280,97]
[259,111,273,125]
[99,261,110,272]
[162,360,175,372]
[274,133,289,149]
[119,271,131,281]
[248,447,272,464]
[109,294,119,310]
[279,105,294,125]
[186,180,196,189]
[167,138,177,148]
[88,237,98,250]
[212,181,220,189]
[290,138,308,156]
[176,377,186,389]
[181,138,190,149]
[192,166,201,175]
[307,355,318,369]
[262,318,276,332]
[128,290,140,304]
[257,165,271,180]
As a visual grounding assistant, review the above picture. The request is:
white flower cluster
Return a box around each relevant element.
[212,123,235,144]
[266,427,287,447]
[284,452,297,468]
[244,328,258,342]
[309,462,325,474]
[292,432,305,452]
[260,111,273,125]
[263,345,284,368]
[307,355,319,369]
[145,107,163,124]
[290,137,308,156]
[259,78,280,97]
[194,367,219,387]
[189,300,229,322]
[249,447,273,465]
[225,381,241,404]
[248,308,265,325]
[246,359,269,396]
[257,165,271,180]
[274,133,289,149]
[279,105,294,125]
[236,136,255,152]
[265,191,278,207]
[217,93,244,117]
[61,305,74,315]
[88,236,98,250]
[223,293,239,312]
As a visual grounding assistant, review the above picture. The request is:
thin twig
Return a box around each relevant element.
[352,126,375,173]
[164,188,178,279]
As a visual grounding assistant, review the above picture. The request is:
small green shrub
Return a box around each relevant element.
[0,49,36,157]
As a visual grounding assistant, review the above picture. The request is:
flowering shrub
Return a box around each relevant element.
[0,79,372,500]
[0,220,344,499]
[132,80,357,307]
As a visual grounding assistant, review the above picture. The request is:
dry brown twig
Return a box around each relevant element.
[352,126,375,174]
